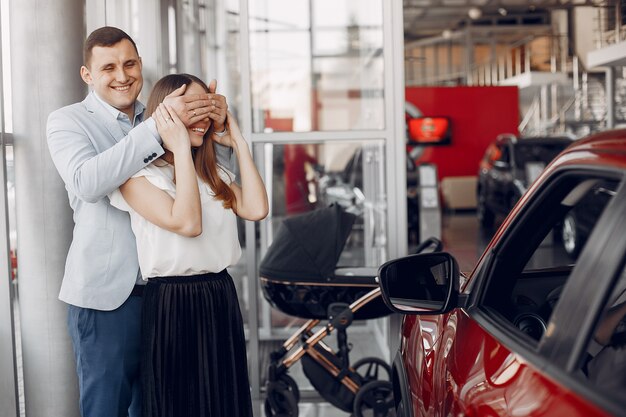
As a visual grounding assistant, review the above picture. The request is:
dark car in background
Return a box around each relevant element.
[477,134,573,229]
[379,129,626,417]
[560,184,613,258]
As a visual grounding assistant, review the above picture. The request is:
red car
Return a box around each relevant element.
[379,129,626,417]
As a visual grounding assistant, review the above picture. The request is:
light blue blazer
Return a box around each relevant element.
[47,92,165,310]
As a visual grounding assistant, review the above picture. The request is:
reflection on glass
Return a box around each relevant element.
[249,0,384,132]
[222,0,249,331]
[525,180,617,270]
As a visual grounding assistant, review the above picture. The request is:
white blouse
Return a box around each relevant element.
[109,163,241,279]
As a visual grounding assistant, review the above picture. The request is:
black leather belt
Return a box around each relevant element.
[130,285,145,297]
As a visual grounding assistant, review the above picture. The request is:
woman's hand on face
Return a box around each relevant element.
[211,111,243,148]
[154,103,190,154]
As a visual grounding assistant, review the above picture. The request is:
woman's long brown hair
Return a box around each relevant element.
[146,73,235,209]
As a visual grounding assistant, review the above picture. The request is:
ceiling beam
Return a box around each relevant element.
[403,0,600,10]
[404,24,551,48]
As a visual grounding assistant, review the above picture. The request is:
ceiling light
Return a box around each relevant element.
[442,29,452,39]
[498,8,507,16]
[468,7,482,20]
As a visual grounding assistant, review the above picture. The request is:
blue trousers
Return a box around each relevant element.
[67,296,142,417]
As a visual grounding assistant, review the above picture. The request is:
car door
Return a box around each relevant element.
[424,168,626,417]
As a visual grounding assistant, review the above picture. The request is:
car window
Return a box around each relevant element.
[515,142,567,184]
[513,142,566,167]
[579,268,626,404]
[480,173,620,344]
[498,145,510,164]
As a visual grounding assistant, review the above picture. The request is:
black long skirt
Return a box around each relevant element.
[141,271,253,417]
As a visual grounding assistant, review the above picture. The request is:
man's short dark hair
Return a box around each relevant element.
[83,26,138,67]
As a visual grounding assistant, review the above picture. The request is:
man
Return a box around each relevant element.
[46,26,229,417]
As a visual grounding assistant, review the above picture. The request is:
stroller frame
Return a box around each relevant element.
[260,206,443,416]
[265,287,394,417]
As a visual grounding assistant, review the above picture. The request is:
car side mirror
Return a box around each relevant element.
[378,252,459,314]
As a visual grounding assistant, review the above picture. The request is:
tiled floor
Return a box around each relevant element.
[440,209,491,271]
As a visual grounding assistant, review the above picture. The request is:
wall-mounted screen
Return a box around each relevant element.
[407,117,451,145]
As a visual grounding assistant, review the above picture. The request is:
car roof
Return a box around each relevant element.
[537,129,626,175]
[495,134,574,147]
[564,128,626,154]
[513,137,574,146]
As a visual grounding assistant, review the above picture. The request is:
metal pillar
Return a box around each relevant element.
[385,0,408,361]
[447,41,453,81]
[0,136,18,417]
[464,27,474,85]
[490,37,496,85]
[573,56,581,121]
[420,46,426,83]
[0,3,19,415]
[615,1,622,43]
[237,0,260,400]
[540,84,550,129]
[606,66,616,128]
[433,44,439,84]
[551,83,559,126]
[10,0,84,416]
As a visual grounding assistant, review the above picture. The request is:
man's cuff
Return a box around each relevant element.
[144,117,162,144]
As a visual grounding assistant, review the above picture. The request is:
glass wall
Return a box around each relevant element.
[248,0,384,132]
[0,0,20,414]
[241,0,403,401]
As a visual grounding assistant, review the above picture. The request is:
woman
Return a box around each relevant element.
[109,73,268,417]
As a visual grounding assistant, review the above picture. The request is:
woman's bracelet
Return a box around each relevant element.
[213,128,228,137]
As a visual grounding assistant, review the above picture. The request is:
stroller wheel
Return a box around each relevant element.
[353,380,395,417]
[265,377,299,417]
[264,395,298,417]
[277,373,300,402]
[353,357,392,384]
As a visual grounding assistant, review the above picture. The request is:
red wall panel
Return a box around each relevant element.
[405,86,519,180]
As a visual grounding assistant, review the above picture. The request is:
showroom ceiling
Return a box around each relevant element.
[403,0,606,42]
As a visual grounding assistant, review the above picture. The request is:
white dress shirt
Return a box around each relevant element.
[109,162,241,279]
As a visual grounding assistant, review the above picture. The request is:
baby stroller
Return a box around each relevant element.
[259,204,441,417]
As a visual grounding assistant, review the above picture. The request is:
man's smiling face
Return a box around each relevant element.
[80,38,143,118]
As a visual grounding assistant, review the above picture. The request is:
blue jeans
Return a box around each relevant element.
[67,296,142,417]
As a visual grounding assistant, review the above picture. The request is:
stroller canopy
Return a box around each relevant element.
[259,204,356,283]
